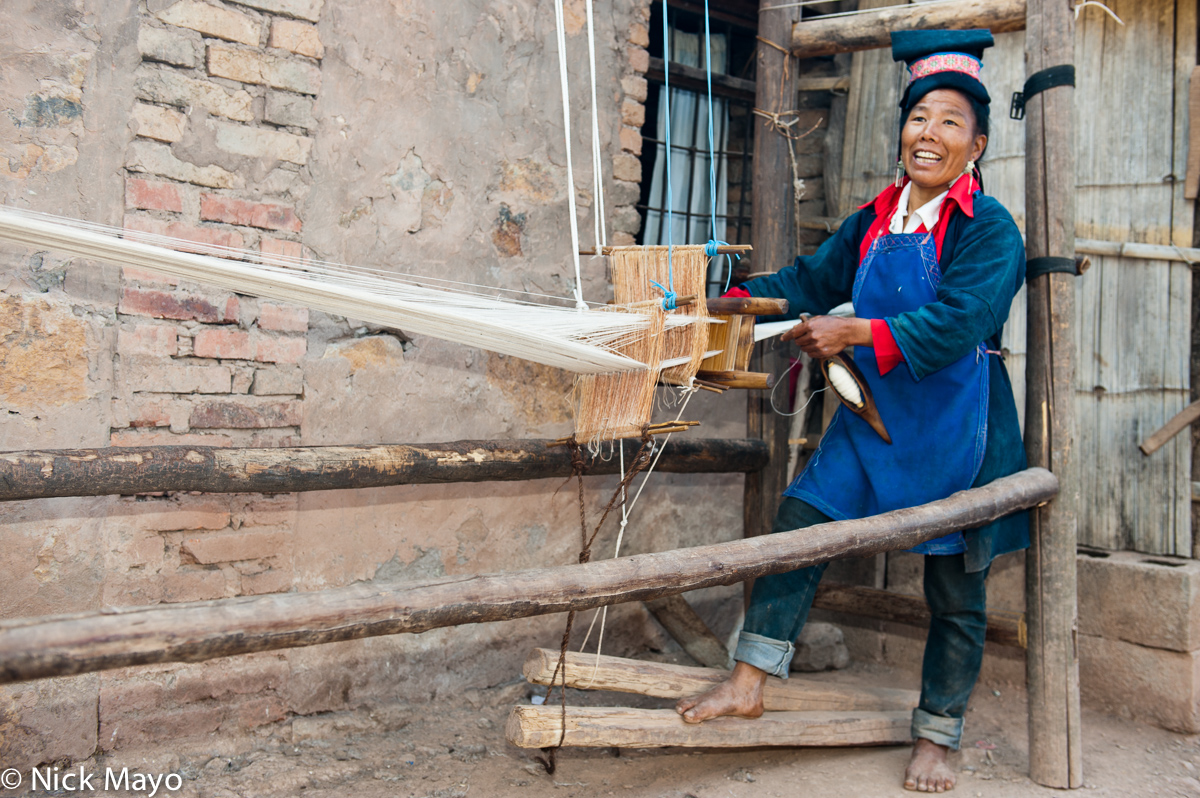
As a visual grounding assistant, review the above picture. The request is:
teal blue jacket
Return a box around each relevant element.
[742,191,1029,573]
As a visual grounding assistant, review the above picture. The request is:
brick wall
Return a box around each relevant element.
[611,3,652,245]
[118,0,317,454]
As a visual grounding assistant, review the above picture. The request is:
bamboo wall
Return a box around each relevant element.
[829,0,1196,555]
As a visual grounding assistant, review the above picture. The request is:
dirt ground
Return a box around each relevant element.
[13,657,1200,798]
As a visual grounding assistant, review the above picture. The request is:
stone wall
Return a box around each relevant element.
[0,0,746,767]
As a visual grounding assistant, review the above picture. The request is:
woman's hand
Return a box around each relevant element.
[781,316,873,358]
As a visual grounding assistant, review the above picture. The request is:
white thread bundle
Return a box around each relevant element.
[0,208,704,375]
[826,360,863,406]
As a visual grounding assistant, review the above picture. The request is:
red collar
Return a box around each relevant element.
[857,174,977,263]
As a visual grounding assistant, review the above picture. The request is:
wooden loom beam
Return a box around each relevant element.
[0,438,767,501]
[790,0,1027,59]
[521,648,919,712]
[505,706,910,749]
[0,468,1056,683]
[1023,0,1083,787]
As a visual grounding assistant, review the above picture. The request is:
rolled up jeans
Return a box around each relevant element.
[734,497,990,750]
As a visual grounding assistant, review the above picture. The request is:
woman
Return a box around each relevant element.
[676,30,1028,793]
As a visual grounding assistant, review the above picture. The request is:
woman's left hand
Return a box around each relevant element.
[781,316,873,359]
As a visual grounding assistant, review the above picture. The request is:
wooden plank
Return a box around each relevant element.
[505,706,911,749]
[1185,65,1200,200]
[696,370,774,390]
[1172,1,1197,243]
[522,648,919,711]
[789,0,1026,58]
[811,583,1026,648]
[1024,0,1083,786]
[0,438,771,501]
[643,594,730,669]
[0,469,1057,684]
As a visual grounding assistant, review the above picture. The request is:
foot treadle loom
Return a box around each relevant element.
[505,648,915,749]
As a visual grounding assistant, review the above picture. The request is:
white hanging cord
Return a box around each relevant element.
[760,0,840,10]
[553,0,587,310]
[585,0,607,250]
[579,386,699,685]
[1073,1,1123,24]
[771,355,826,417]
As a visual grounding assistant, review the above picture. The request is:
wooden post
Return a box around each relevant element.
[1023,0,1083,788]
[745,0,800,557]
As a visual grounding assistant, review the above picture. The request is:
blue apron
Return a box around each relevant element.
[785,232,990,554]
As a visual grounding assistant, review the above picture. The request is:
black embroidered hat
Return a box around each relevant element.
[891,29,994,117]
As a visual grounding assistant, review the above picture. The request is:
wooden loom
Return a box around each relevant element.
[571,244,783,444]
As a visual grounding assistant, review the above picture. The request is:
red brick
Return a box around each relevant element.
[619,126,643,156]
[627,46,649,74]
[620,99,645,128]
[130,494,232,532]
[126,396,173,428]
[194,328,255,359]
[628,22,650,48]
[124,214,246,251]
[260,236,305,261]
[200,194,302,232]
[258,303,308,332]
[161,567,226,603]
[122,265,179,286]
[100,703,224,749]
[182,529,288,564]
[111,430,235,447]
[119,287,239,324]
[255,335,307,364]
[241,568,292,595]
[189,399,302,429]
[117,324,179,357]
[126,177,184,213]
[226,695,288,730]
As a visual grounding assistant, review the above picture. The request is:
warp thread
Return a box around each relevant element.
[537,433,656,774]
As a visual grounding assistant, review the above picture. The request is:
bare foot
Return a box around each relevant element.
[674,661,767,724]
[904,737,957,792]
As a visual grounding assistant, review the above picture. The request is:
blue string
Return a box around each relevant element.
[660,0,675,311]
[702,0,738,294]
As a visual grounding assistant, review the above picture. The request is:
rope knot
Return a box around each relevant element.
[649,279,676,311]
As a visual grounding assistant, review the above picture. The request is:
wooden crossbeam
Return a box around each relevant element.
[791,0,1026,58]
[522,648,918,712]
[505,706,910,748]
[0,437,768,501]
[0,469,1055,684]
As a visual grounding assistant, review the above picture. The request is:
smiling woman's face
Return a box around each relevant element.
[901,89,987,200]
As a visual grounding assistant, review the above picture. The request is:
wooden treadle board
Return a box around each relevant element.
[522,648,919,712]
[505,706,911,748]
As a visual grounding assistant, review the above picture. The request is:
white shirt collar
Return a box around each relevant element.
[888,180,950,235]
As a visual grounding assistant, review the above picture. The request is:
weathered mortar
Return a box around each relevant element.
[0,0,744,768]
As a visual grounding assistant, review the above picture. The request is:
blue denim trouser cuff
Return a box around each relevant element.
[912,707,964,750]
[734,631,794,679]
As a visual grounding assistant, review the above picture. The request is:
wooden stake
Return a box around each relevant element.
[811,584,1026,649]
[642,595,729,668]
[1024,0,1083,787]
[0,438,766,501]
[522,648,919,712]
[505,706,910,749]
[0,469,1056,683]
[1138,398,1200,456]
[790,0,1026,58]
